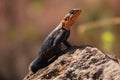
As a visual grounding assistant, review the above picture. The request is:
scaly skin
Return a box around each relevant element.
[29,9,81,73]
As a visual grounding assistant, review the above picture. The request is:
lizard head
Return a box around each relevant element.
[61,9,81,30]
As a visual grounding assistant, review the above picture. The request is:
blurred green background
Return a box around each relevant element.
[0,0,120,80]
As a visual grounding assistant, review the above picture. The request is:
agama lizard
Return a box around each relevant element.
[29,9,81,73]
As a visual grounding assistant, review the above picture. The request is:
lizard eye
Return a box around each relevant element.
[69,10,74,14]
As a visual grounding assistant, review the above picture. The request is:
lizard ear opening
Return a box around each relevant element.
[64,17,69,21]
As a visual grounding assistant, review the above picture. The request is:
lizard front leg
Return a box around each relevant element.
[63,40,72,48]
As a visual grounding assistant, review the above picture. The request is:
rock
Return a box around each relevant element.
[24,46,120,80]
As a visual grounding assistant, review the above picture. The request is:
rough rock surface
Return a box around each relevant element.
[24,46,120,80]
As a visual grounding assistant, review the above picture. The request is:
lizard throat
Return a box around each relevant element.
[63,25,71,30]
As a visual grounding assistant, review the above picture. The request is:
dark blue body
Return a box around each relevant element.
[29,24,70,73]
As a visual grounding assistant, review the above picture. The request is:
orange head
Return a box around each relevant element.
[61,9,82,30]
